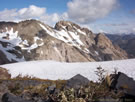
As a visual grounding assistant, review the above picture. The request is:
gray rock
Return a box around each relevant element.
[66,74,89,89]
[111,72,135,96]
[110,72,135,102]
[2,93,32,102]
[117,72,135,94]
[47,84,56,94]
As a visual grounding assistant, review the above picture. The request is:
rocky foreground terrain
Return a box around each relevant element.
[0,67,135,102]
[0,20,128,64]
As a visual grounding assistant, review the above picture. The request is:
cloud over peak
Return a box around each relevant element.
[0,0,118,25]
[0,5,66,26]
[18,5,46,19]
[67,0,118,24]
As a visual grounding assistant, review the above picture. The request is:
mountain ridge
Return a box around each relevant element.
[0,19,128,64]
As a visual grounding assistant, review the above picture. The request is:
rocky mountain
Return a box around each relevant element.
[106,34,135,58]
[0,20,128,64]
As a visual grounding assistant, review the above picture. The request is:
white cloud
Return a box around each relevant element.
[67,0,118,24]
[18,5,46,19]
[40,13,61,26]
[0,5,67,26]
[61,12,69,20]
[132,28,135,33]
[0,3,134,34]
[0,9,17,21]
[109,21,135,34]
[0,1,119,26]
[105,25,135,34]
[99,29,107,33]
[39,12,68,26]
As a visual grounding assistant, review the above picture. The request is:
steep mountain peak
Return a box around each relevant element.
[55,21,80,30]
[95,33,113,48]
[19,19,39,23]
[55,20,92,36]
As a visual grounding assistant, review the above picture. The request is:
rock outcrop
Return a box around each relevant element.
[106,34,135,58]
[0,67,11,79]
[0,20,128,64]
[66,74,89,89]
[0,72,135,102]
[95,33,128,61]
[110,72,135,96]
[2,93,32,102]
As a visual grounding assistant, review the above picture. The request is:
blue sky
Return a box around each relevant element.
[0,0,69,13]
[0,0,135,34]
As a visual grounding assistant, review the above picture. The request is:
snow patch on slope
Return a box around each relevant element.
[39,23,85,50]
[0,27,44,61]
[0,27,44,51]
[0,28,22,45]
[0,28,25,61]
[20,36,44,52]
[1,59,135,81]
[0,44,24,62]
[77,29,86,35]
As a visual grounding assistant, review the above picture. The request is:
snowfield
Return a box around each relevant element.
[1,59,135,81]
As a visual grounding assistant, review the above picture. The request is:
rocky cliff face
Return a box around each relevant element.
[106,34,135,58]
[0,20,128,64]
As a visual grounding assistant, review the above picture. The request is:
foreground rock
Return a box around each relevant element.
[66,74,89,89]
[0,72,135,102]
[2,93,32,102]
[110,72,135,101]
[0,67,11,79]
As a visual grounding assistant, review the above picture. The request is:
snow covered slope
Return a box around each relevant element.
[0,28,25,62]
[1,59,135,81]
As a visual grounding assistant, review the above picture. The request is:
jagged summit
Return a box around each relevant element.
[0,19,128,64]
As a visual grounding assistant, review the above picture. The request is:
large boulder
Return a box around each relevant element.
[2,93,32,102]
[110,72,135,101]
[66,74,89,89]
